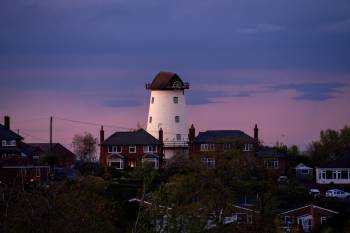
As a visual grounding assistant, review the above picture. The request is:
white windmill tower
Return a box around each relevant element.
[146,71,190,160]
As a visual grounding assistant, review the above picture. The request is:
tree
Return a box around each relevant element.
[72,132,97,162]
[308,126,350,165]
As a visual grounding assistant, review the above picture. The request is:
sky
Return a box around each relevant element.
[1,0,350,150]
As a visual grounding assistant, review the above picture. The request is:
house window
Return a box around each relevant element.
[201,158,216,169]
[301,169,309,174]
[247,215,253,224]
[142,158,159,169]
[325,170,333,179]
[149,116,152,123]
[243,144,253,151]
[265,159,279,169]
[321,170,326,179]
[144,145,157,153]
[173,97,178,103]
[284,216,293,224]
[223,144,231,151]
[128,160,137,168]
[35,168,41,177]
[200,144,215,151]
[109,159,124,169]
[341,170,349,179]
[108,146,122,153]
[175,116,180,123]
[2,140,16,147]
[320,217,327,224]
[151,97,154,104]
[176,134,181,141]
[129,146,136,153]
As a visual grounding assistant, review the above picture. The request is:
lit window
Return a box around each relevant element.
[175,116,180,123]
[128,160,137,168]
[129,146,136,153]
[151,97,154,104]
[173,97,178,104]
[176,134,181,141]
[149,116,152,123]
[108,146,122,153]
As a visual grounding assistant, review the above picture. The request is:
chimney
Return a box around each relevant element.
[188,124,195,142]
[4,116,10,129]
[158,128,163,143]
[254,124,259,142]
[100,126,104,144]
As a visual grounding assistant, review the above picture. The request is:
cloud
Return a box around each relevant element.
[238,24,285,34]
[271,82,345,101]
[187,90,252,105]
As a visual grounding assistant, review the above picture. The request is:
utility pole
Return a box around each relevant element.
[50,116,53,152]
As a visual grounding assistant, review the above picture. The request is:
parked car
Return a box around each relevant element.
[325,189,350,198]
[309,188,320,196]
[277,176,289,183]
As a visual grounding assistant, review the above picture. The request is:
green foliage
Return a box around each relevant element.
[308,126,350,165]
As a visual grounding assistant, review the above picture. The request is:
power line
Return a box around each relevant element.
[53,116,133,130]
[20,129,48,142]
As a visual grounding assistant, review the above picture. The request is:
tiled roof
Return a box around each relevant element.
[102,129,161,146]
[193,130,253,143]
[147,71,187,90]
[0,124,23,140]
[256,146,286,158]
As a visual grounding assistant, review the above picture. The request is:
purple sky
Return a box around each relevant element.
[1,0,350,150]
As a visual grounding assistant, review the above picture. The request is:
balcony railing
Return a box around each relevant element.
[145,82,190,90]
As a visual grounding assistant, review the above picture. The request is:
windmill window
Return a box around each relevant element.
[173,97,178,104]
[176,134,181,141]
[151,97,154,104]
[175,116,180,123]
[149,116,152,123]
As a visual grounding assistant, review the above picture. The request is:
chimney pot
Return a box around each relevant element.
[4,116,10,129]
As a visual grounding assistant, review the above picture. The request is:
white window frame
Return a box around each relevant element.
[200,144,215,152]
[129,145,136,153]
[243,144,253,151]
[142,158,159,169]
[265,159,279,169]
[108,145,122,153]
[108,158,124,169]
[35,167,41,177]
[320,217,327,224]
[201,157,216,169]
[2,140,16,147]
[143,145,157,153]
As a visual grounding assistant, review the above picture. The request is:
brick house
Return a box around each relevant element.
[0,116,50,184]
[189,125,258,168]
[256,146,287,176]
[279,204,338,232]
[28,143,76,168]
[100,127,164,170]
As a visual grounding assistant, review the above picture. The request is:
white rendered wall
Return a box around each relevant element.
[146,90,189,148]
[316,167,350,184]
